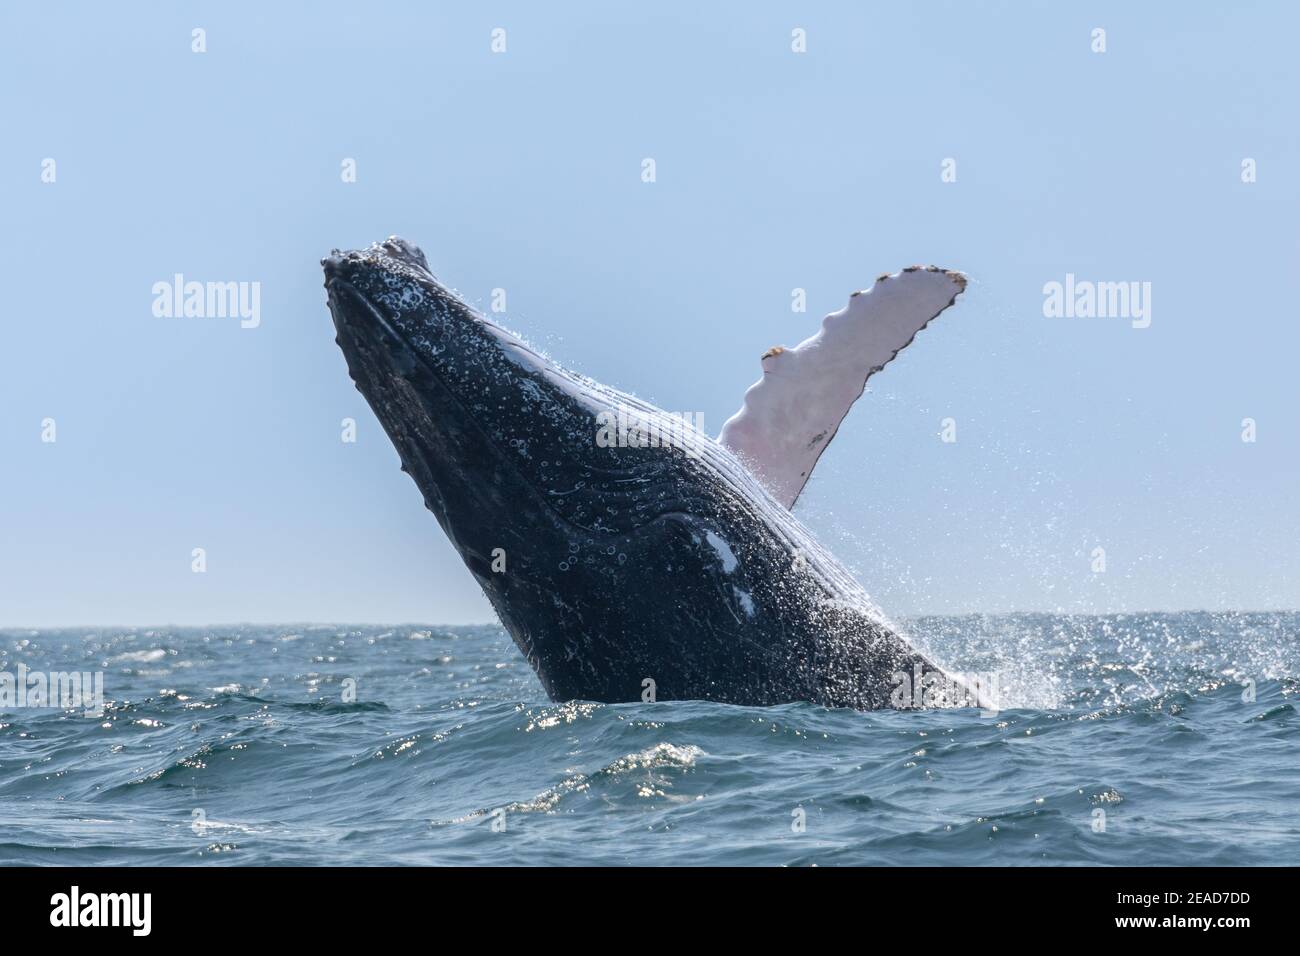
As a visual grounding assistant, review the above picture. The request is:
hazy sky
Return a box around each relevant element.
[2,2,1296,626]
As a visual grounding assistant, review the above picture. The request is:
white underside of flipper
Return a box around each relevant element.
[718,266,966,509]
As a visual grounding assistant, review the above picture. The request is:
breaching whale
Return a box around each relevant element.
[323,238,966,710]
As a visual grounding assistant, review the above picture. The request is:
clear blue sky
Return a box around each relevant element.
[2,1,1296,626]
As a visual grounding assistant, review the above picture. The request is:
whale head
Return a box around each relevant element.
[323,238,722,692]
[324,237,598,567]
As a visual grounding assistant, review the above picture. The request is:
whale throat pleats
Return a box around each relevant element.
[717,266,966,509]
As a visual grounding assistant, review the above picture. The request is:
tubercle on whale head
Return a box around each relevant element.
[322,236,431,278]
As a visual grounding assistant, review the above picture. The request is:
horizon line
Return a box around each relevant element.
[3,608,1297,632]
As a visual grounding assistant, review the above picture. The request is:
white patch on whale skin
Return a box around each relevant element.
[733,587,756,617]
[718,266,966,509]
[704,530,738,573]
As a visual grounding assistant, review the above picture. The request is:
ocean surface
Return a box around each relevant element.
[1,612,1296,866]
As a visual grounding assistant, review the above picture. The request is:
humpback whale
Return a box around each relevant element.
[323,238,966,710]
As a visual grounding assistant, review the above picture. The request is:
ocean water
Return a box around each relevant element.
[1,612,1296,866]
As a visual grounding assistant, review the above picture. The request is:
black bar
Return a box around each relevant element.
[0,866,1280,941]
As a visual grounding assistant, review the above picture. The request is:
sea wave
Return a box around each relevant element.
[0,613,1295,865]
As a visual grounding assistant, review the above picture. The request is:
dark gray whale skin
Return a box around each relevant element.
[323,237,942,710]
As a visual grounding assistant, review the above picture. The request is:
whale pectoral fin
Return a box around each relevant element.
[717,266,966,509]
